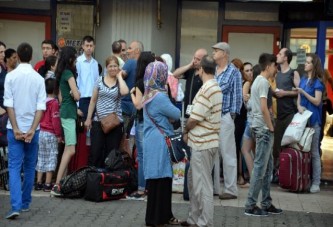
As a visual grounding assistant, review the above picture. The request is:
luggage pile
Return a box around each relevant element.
[56,148,137,202]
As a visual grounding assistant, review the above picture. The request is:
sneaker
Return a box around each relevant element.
[21,208,30,212]
[34,182,43,191]
[50,184,62,197]
[263,204,283,215]
[126,191,146,201]
[244,205,268,217]
[219,193,237,200]
[5,210,20,219]
[43,184,52,192]
[310,184,320,193]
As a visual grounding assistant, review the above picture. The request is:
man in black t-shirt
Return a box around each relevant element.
[173,48,207,117]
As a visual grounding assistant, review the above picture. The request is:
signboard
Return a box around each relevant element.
[58,10,71,32]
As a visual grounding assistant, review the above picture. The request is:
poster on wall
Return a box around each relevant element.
[56,4,94,54]
[58,10,71,33]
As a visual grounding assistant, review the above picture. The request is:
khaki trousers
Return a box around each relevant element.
[187,147,218,227]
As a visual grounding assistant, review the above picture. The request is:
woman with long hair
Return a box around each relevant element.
[127,51,155,200]
[143,61,181,226]
[51,46,80,196]
[296,53,324,193]
[84,55,128,168]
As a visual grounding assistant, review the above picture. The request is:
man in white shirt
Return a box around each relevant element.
[76,35,99,120]
[4,42,46,219]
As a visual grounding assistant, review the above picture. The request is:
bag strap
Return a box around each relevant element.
[145,108,167,137]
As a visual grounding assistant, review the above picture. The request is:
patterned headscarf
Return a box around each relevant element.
[142,61,168,105]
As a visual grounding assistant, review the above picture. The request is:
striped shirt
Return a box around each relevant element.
[215,63,243,115]
[188,79,222,150]
[94,77,123,122]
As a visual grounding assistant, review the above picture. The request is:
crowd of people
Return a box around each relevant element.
[0,36,332,227]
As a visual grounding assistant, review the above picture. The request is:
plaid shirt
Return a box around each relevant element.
[215,63,243,115]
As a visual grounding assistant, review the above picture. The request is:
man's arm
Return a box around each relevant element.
[173,60,193,79]
[184,117,199,133]
[6,107,24,141]
[275,71,300,98]
[260,98,274,132]
[24,110,44,142]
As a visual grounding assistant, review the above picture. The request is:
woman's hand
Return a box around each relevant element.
[130,87,136,95]
[297,105,305,114]
[243,94,250,103]
[85,118,92,130]
[294,87,304,95]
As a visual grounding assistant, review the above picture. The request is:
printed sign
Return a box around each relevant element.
[296,48,306,65]
[59,10,71,32]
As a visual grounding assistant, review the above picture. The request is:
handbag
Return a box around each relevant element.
[289,127,315,152]
[145,109,190,163]
[281,110,312,146]
[100,112,121,134]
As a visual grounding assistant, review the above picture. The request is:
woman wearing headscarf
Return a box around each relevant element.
[143,61,181,226]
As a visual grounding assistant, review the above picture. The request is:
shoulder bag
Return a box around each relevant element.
[145,108,190,163]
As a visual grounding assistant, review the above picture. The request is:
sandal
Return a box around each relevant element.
[169,217,182,225]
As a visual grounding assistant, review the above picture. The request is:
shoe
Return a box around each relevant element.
[50,184,62,197]
[262,204,283,215]
[244,205,268,217]
[310,184,320,193]
[219,193,237,200]
[21,208,30,212]
[34,182,43,191]
[126,191,146,201]
[169,217,182,225]
[43,184,52,192]
[240,182,250,188]
[5,210,20,219]
[180,221,198,226]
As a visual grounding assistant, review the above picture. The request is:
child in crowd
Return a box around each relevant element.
[35,78,62,192]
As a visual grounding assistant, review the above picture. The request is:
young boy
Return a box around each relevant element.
[35,78,62,192]
[244,53,282,216]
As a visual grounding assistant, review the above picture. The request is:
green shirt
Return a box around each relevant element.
[60,69,77,119]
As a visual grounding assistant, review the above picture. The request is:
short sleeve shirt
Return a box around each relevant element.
[60,70,77,119]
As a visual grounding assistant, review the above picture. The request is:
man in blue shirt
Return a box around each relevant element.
[76,35,99,120]
[212,42,242,200]
[119,40,143,135]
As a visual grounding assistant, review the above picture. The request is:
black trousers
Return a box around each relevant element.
[88,121,123,168]
[145,178,173,226]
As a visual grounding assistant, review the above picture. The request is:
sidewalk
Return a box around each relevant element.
[1,184,332,226]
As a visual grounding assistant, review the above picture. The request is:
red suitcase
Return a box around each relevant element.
[278,147,311,192]
[68,129,90,174]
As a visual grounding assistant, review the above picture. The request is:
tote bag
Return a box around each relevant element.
[281,110,312,146]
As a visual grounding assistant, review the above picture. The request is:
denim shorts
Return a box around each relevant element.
[61,118,77,146]
[243,121,253,140]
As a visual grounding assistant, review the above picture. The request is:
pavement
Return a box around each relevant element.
[1,183,333,227]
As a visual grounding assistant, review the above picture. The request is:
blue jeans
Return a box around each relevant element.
[245,127,273,209]
[7,129,40,212]
[311,124,321,186]
[135,121,145,191]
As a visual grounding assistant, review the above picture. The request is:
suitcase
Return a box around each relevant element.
[278,147,311,192]
[68,129,90,174]
[0,146,9,190]
[85,169,130,202]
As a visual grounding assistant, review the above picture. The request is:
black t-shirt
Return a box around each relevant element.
[183,69,202,117]
[135,78,144,122]
[0,69,7,109]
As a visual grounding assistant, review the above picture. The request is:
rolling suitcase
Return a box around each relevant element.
[278,147,311,192]
[85,169,130,202]
[68,129,90,174]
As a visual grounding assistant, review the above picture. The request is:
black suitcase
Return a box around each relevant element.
[0,146,9,190]
[85,169,130,202]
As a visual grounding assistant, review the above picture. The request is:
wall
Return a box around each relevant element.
[150,0,178,71]
[95,0,154,66]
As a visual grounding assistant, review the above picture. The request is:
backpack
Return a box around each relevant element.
[59,166,96,198]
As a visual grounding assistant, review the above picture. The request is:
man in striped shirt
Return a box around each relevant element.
[182,55,222,227]
[212,42,243,200]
